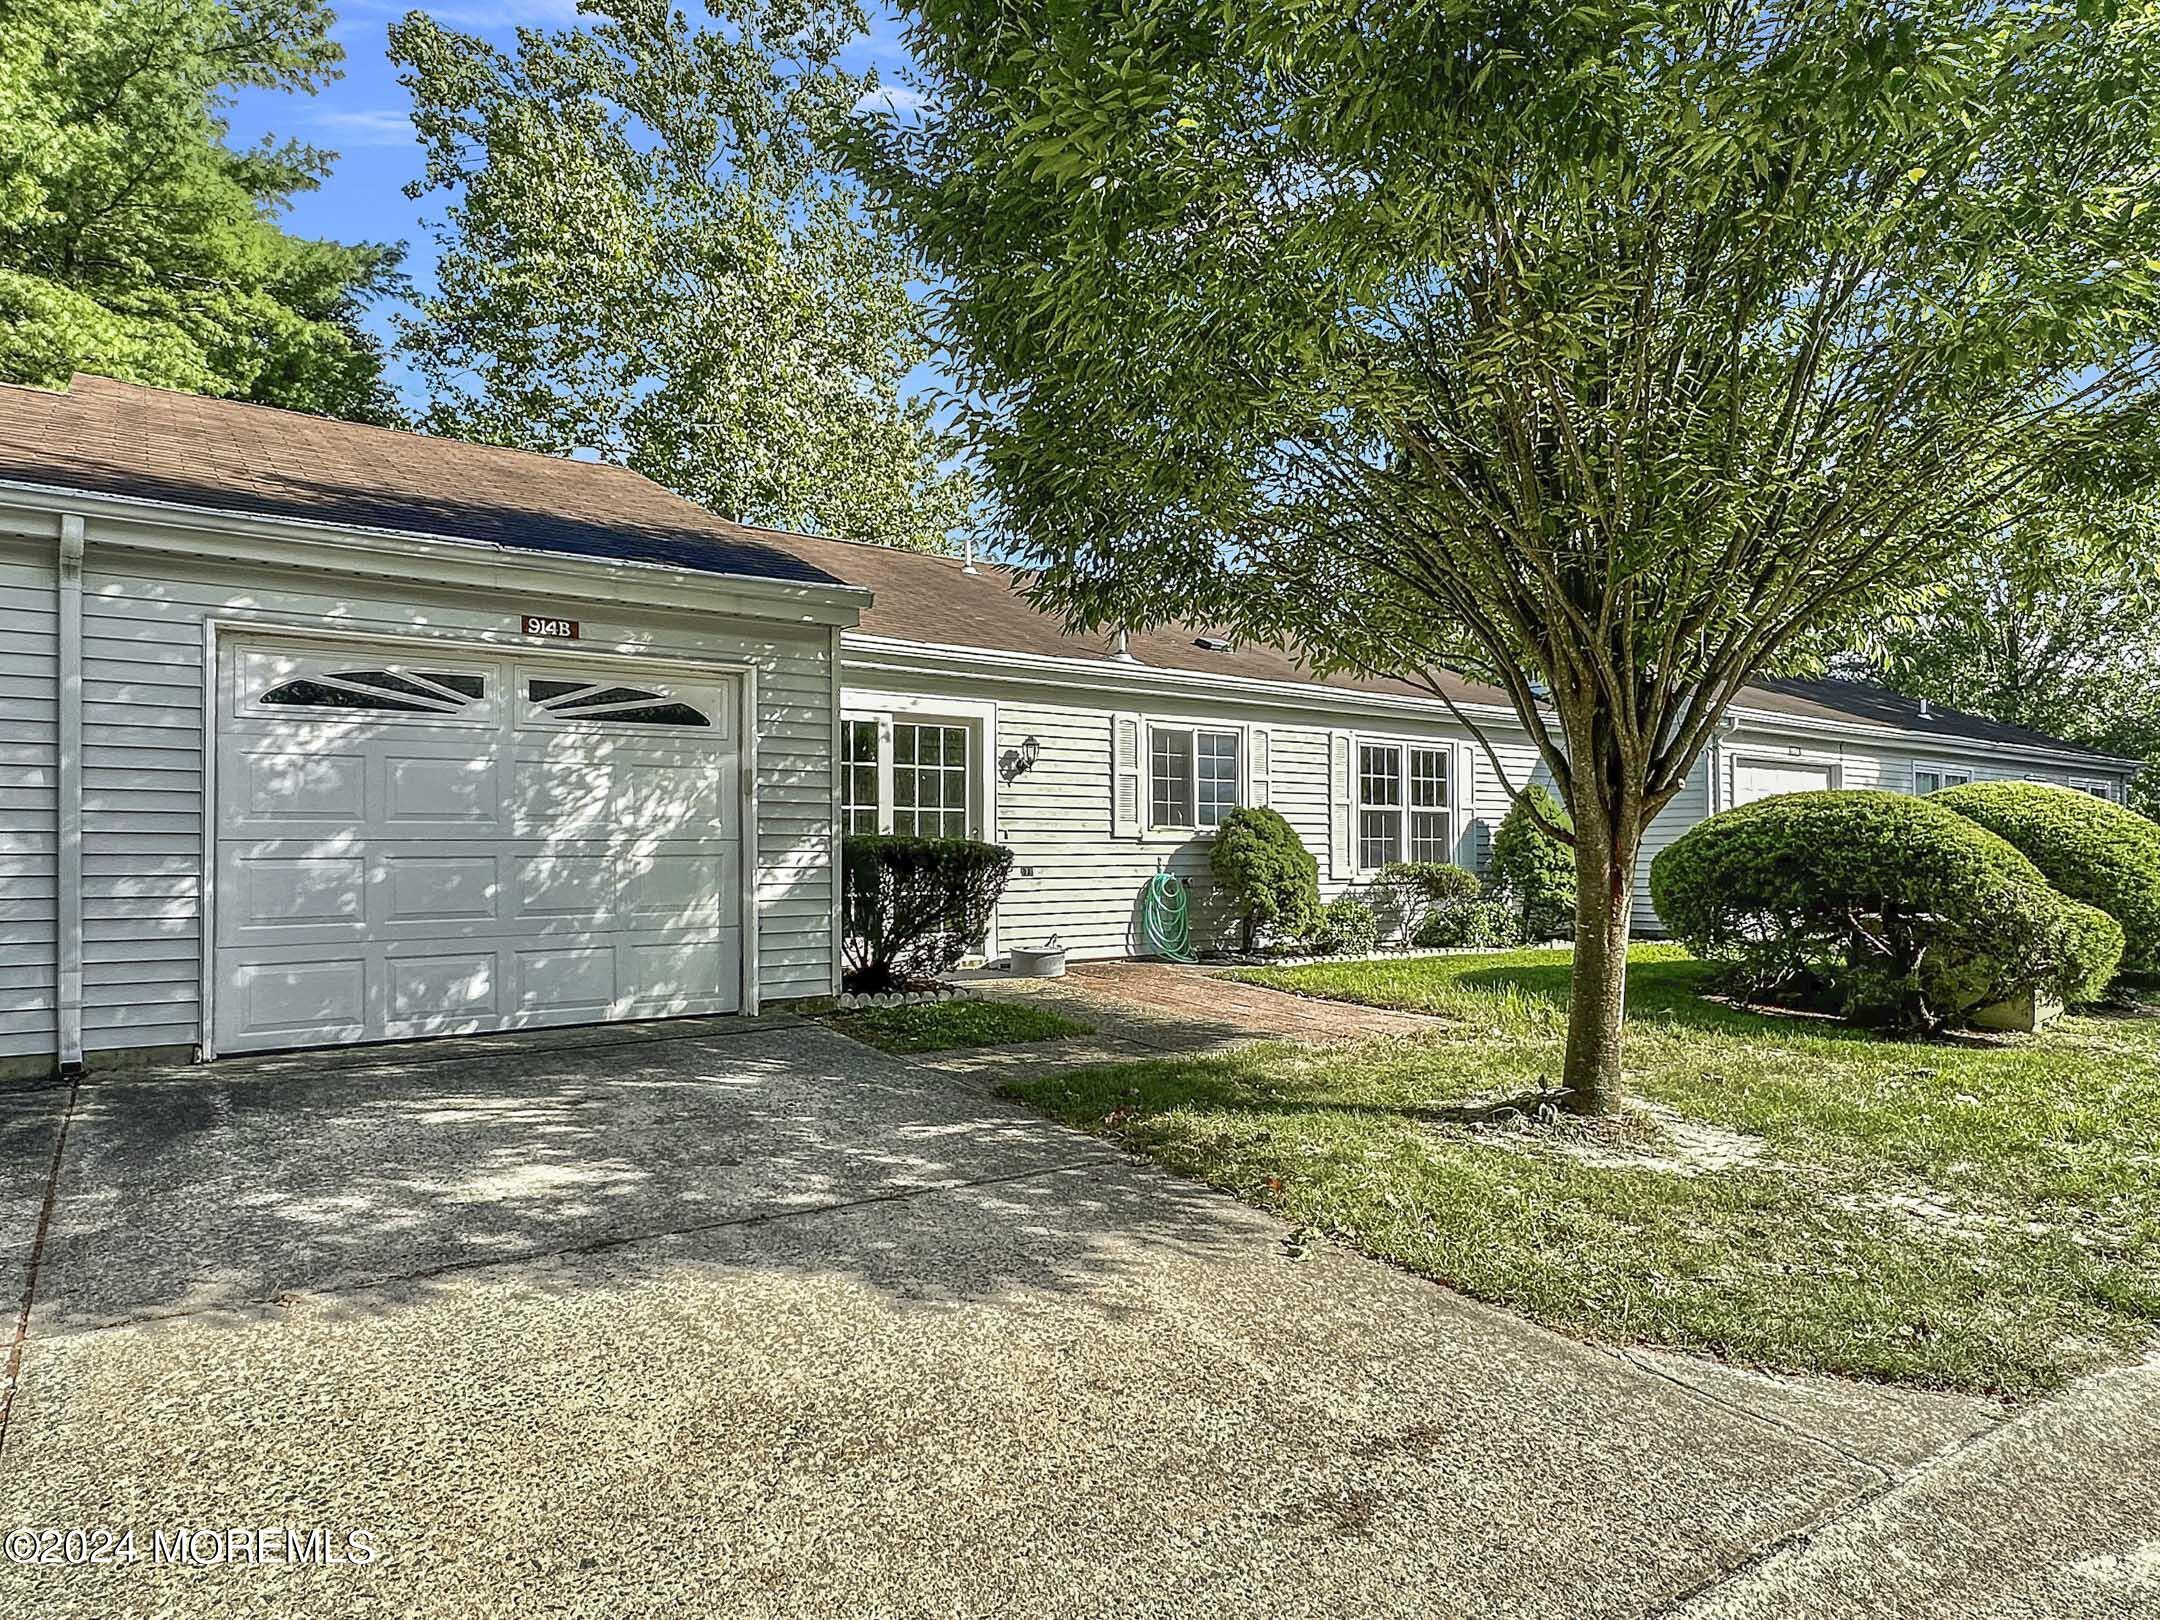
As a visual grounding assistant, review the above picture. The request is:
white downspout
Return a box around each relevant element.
[56,513,84,1075]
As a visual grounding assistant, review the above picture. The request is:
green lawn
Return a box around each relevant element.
[1004,947,2160,1395]
[825,996,1091,1054]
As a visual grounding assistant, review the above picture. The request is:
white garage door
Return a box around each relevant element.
[1731,757,1836,806]
[213,640,744,1055]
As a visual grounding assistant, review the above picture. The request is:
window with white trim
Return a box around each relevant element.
[258,667,486,714]
[2070,777,2118,802]
[1148,724,1240,829]
[842,719,879,834]
[1913,764,1973,795]
[1359,740,1454,870]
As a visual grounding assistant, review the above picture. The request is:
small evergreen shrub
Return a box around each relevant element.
[1933,781,2160,979]
[1307,893,1382,956]
[1413,896,1524,950]
[841,835,1014,993]
[1371,860,1481,943]
[1650,790,2122,1029]
[1488,784,1576,940]
[1210,806,1320,951]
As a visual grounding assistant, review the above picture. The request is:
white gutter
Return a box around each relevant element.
[55,513,83,1075]
[842,633,2140,776]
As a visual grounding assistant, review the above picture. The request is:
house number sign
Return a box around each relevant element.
[521,614,580,639]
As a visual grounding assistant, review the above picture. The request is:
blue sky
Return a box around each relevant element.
[223,1,921,412]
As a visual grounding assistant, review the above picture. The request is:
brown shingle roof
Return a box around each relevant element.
[0,375,2124,765]
[0,374,844,586]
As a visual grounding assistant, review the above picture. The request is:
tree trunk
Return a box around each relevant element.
[1562,816,1639,1115]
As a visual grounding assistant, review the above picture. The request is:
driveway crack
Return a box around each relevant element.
[0,1071,82,1462]
[34,1152,1127,1345]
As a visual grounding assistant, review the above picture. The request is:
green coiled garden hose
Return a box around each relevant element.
[1140,872,1195,962]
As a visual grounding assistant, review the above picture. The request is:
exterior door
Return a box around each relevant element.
[212,640,743,1054]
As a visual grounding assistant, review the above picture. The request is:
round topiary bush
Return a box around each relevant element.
[1931,781,2160,979]
[1209,806,1320,952]
[1649,790,2121,1029]
[1488,784,1576,940]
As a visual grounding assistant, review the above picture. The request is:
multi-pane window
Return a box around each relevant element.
[1913,765,1973,795]
[1150,725,1240,829]
[1151,728,1194,829]
[1358,743,1403,870]
[894,722,969,838]
[1197,731,1240,827]
[1409,747,1450,862]
[1359,740,1453,870]
[842,719,879,833]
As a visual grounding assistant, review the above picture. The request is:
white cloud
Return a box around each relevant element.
[854,84,928,117]
[311,108,415,148]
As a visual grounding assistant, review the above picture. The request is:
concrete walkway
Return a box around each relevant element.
[0,1007,2149,1616]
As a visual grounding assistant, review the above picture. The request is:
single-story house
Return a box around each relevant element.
[0,375,2139,1075]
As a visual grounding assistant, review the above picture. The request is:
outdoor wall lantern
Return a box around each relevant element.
[1000,735,1042,782]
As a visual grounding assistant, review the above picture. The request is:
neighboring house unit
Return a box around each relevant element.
[0,375,2139,1075]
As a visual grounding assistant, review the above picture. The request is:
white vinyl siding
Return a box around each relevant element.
[0,554,58,1061]
[35,548,843,1053]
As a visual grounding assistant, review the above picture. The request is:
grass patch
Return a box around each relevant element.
[1007,947,2160,1395]
[825,997,1090,1055]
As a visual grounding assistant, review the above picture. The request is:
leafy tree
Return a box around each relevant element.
[1842,480,2160,813]
[392,0,972,550]
[1489,787,1577,944]
[856,0,2160,1110]
[0,0,404,421]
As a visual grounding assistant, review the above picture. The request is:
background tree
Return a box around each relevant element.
[1840,477,2160,815]
[0,0,404,421]
[393,0,972,550]
[855,0,2160,1111]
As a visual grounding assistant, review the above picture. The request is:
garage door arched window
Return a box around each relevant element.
[525,677,710,728]
[258,668,486,714]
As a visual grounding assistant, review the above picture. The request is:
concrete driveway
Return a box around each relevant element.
[0,1014,2149,1617]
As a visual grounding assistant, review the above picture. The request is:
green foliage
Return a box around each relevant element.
[1843,479,2160,817]
[1208,806,1319,950]
[1413,897,1523,951]
[1934,781,2160,978]
[861,0,2160,1096]
[0,0,403,420]
[1306,893,1381,958]
[1369,860,1478,943]
[1651,791,2122,1028]
[392,0,971,549]
[840,835,1013,992]
[1488,787,1576,942]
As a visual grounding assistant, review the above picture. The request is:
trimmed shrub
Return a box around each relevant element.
[1933,781,2160,979]
[1307,892,1382,956]
[1412,896,1523,950]
[1488,784,1576,940]
[841,835,1014,993]
[1650,791,2122,1029]
[1371,860,1481,944]
[1210,806,1320,951]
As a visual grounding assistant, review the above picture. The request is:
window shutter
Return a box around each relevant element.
[1250,726,1270,808]
[1112,713,1143,839]
[1452,741,1476,864]
[1329,730,1355,878]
